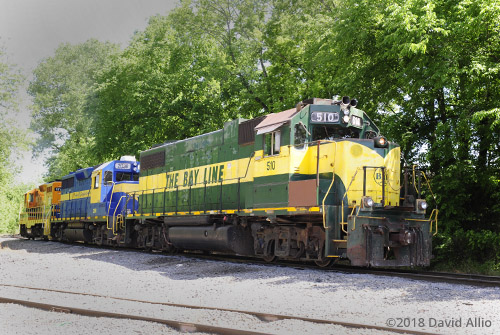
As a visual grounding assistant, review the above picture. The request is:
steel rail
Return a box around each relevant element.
[175,253,500,288]
[0,296,268,335]
[335,267,500,288]
[0,284,437,335]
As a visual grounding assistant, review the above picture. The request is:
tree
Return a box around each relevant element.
[92,0,325,160]
[28,39,119,180]
[0,46,28,233]
[92,2,271,160]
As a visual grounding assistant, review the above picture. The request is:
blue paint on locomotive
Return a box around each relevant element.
[60,166,94,219]
[59,157,139,221]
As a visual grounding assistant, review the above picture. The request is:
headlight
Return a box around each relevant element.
[374,136,388,148]
[416,199,428,213]
[342,115,350,123]
[344,109,350,116]
[361,196,374,210]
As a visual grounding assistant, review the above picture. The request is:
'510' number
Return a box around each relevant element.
[267,161,276,171]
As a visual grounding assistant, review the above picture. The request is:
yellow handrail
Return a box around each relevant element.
[412,165,437,203]
[341,168,361,227]
[111,195,127,234]
[429,209,439,236]
[350,206,360,231]
[321,142,337,229]
[106,182,116,231]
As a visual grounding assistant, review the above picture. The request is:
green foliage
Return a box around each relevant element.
[433,229,500,274]
[28,39,120,180]
[0,183,28,234]
[92,1,278,161]
[0,47,29,233]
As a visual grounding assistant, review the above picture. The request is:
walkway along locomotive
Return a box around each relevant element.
[19,97,438,267]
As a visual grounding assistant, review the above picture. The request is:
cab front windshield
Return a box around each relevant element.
[312,125,360,141]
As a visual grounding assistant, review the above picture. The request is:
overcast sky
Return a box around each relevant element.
[0,0,177,183]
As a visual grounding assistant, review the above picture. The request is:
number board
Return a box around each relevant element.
[115,163,131,170]
[310,111,339,123]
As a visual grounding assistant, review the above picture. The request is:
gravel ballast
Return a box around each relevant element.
[1,236,499,334]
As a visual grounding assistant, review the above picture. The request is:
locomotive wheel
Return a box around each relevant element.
[263,240,276,262]
[263,254,277,262]
[314,258,333,267]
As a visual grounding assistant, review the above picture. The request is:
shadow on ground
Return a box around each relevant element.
[2,236,500,304]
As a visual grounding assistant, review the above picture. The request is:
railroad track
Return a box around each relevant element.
[0,283,436,335]
[333,267,500,288]
[8,236,500,288]
[175,252,500,288]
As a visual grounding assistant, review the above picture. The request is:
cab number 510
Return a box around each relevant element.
[267,161,276,171]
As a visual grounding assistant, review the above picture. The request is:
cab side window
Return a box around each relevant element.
[104,171,113,185]
[263,131,281,156]
[116,172,131,181]
[294,124,307,149]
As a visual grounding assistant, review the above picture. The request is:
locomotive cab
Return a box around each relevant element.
[89,156,140,219]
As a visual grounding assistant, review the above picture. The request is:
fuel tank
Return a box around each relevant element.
[168,225,254,255]
[63,229,93,243]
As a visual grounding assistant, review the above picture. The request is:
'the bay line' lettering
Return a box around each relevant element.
[165,164,225,189]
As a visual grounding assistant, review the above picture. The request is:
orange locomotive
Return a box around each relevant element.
[19,181,61,239]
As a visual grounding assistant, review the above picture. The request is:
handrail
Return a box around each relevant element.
[321,142,337,229]
[136,140,345,215]
[42,204,56,236]
[429,209,439,236]
[341,168,362,227]
[410,165,439,221]
[106,182,116,231]
[411,165,436,201]
[111,195,128,234]
[349,206,360,232]
[42,205,51,228]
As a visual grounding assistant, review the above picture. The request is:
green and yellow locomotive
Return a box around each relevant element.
[130,97,436,267]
